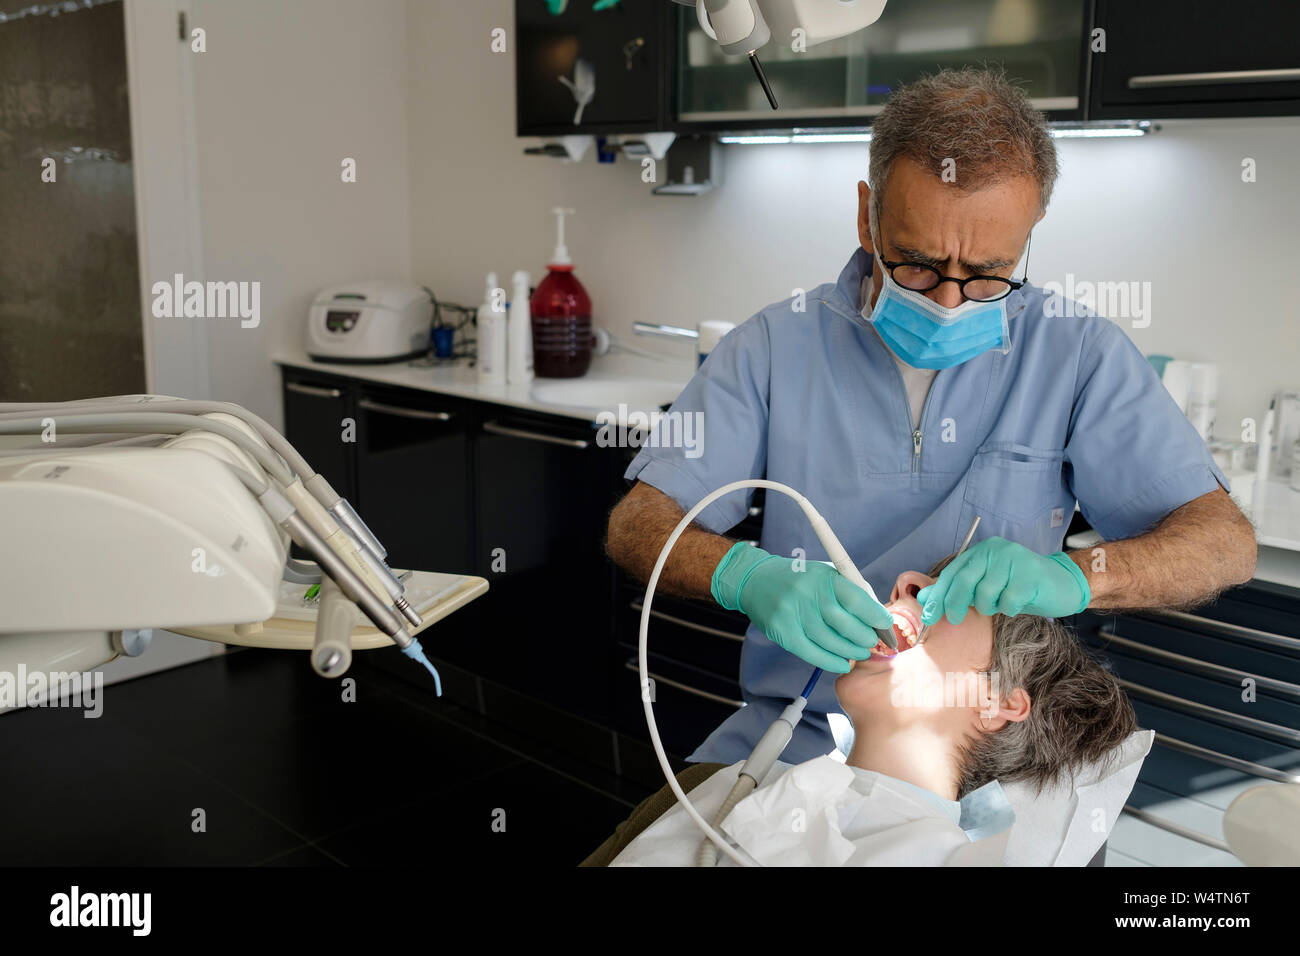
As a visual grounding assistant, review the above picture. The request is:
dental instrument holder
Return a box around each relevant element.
[312,576,357,678]
[639,479,895,868]
[916,515,981,646]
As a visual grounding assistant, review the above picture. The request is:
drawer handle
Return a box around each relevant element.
[1097,624,1300,701]
[623,658,743,708]
[1125,609,1300,653]
[359,398,453,421]
[1116,678,1300,747]
[1120,804,1232,853]
[286,383,342,399]
[629,601,745,643]
[1128,68,1300,90]
[1154,733,1299,785]
[482,420,589,449]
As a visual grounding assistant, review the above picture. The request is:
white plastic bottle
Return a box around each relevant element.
[507,270,534,385]
[477,271,507,385]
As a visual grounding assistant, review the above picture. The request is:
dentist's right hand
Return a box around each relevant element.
[710,542,893,673]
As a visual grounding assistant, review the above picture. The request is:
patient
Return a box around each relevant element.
[582,553,1137,865]
[839,554,1136,803]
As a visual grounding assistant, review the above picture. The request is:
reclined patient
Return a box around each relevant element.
[584,554,1137,866]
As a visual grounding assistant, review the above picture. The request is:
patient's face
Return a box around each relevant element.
[835,570,996,725]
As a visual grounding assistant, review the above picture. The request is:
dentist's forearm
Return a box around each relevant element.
[1066,488,1256,613]
[606,481,735,601]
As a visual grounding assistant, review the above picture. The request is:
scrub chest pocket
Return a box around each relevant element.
[961,443,1074,555]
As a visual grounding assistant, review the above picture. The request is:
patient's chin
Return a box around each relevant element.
[833,665,893,717]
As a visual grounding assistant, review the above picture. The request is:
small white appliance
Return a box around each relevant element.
[306,281,433,363]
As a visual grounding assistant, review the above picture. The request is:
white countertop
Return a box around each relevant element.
[275,348,695,423]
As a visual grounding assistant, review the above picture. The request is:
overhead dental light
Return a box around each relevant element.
[674,0,889,110]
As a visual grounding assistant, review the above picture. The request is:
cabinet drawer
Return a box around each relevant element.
[353,386,472,576]
[622,592,745,681]
[281,370,355,501]
[615,647,741,758]
[1075,587,1300,809]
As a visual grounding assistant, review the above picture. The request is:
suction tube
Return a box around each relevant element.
[639,479,892,868]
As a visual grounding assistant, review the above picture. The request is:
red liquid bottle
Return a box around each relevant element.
[530,208,592,378]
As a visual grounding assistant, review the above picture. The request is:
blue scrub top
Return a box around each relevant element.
[626,246,1228,765]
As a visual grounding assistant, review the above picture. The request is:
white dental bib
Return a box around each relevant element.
[610,755,1014,867]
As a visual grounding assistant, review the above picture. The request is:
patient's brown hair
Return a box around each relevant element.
[924,554,1138,798]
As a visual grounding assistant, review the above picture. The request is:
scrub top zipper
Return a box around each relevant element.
[911,375,938,475]
[822,289,938,478]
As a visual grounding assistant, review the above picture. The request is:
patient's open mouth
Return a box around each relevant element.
[872,605,921,659]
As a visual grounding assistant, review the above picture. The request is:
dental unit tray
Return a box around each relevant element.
[169,568,484,652]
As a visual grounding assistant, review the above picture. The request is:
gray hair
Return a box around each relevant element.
[923,554,1137,799]
[868,67,1059,234]
[955,613,1137,798]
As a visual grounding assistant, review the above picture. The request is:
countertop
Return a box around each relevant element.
[275,348,695,424]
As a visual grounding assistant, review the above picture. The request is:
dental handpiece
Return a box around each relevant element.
[916,515,981,646]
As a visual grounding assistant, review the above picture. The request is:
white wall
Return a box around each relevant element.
[190,0,413,428]
[408,0,1300,439]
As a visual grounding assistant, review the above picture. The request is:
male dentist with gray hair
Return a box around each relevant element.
[607,68,1256,767]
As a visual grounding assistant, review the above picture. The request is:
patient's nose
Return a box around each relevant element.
[889,570,935,606]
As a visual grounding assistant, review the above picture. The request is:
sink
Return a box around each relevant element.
[530,378,687,415]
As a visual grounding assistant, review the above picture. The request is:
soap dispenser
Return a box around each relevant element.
[531,207,592,378]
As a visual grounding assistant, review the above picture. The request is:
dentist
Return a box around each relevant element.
[606,68,1256,765]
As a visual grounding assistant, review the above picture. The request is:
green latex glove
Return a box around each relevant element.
[711,543,893,674]
[917,537,1091,627]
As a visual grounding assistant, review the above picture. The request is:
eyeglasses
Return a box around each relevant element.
[878,232,1032,303]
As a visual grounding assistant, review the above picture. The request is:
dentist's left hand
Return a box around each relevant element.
[917,536,1091,626]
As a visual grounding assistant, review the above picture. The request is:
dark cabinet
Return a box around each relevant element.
[471,409,625,723]
[1090,0,1300,118]
[278,369,772,755]
[614,484,763,756]
[352,387,474,577]
[1075,581,1300,853]
[281,373,355,501]
[515,0,672,135]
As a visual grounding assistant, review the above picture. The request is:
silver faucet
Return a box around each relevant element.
[633,321,699,341]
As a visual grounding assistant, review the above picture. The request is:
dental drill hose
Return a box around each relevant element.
[0,398,392,564]
[640,479,891,868]
[695,690,814,868]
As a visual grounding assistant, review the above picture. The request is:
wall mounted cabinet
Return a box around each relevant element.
[515,0,673,135]
[1089,0,1300,119]
[515,0,1300,137]
[674,0,1088,129]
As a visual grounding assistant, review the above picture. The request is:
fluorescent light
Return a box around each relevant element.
[720,121,1155,146]
[718,132,871,145]
[792,133,872,144]
[1050,128,1145,138]
[1049,122,1154,139]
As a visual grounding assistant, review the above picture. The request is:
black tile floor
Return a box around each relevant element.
[0,650,652,866]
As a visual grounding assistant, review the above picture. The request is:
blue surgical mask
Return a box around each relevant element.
[861,259,1012,370]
